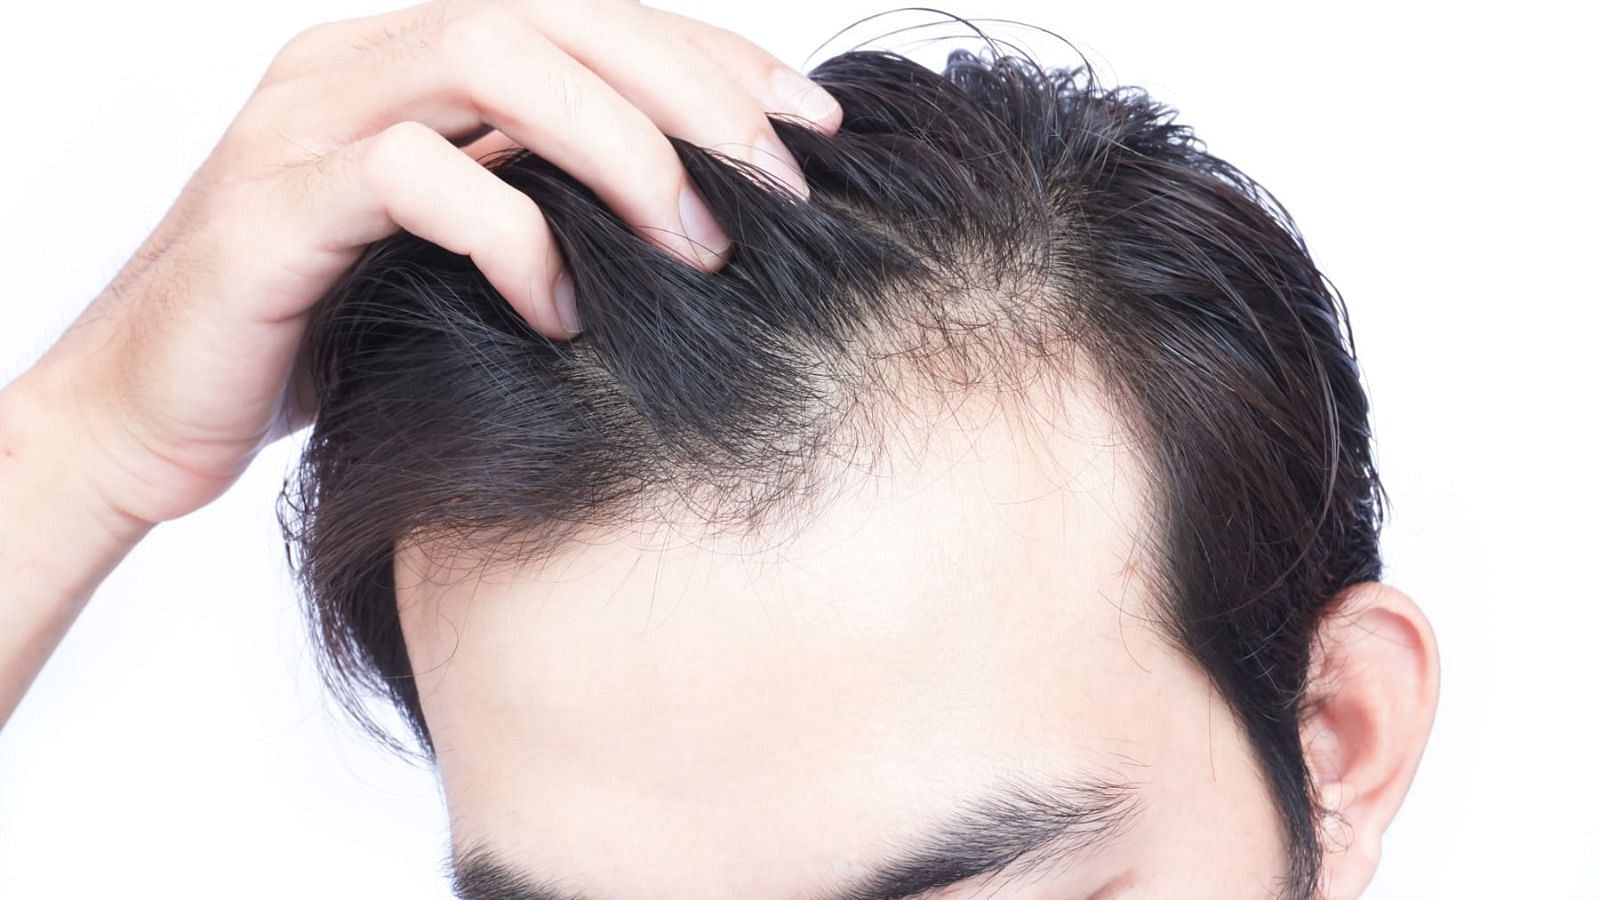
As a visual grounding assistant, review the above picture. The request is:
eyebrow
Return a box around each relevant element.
[449,773,1143,900]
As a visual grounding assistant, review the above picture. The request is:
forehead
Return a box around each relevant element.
[394,381,1233,895]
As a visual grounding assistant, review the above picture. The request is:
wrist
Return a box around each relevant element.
[0,366,152,725]
[0,367,155,555]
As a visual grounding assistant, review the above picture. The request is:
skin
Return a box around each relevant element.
[396,373,1439,899]
[398,380,1295,898]
[0,2,1439,896]
[0,0,840,723]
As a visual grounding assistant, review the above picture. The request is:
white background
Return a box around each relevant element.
[1,1,1595,897]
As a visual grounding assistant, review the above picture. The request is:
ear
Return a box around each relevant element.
[1299,581,1440,900]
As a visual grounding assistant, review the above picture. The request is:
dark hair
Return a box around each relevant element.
[281,41,1383,900]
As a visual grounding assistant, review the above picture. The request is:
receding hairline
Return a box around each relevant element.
[289,41,1383,899]
[390,343,1149,584]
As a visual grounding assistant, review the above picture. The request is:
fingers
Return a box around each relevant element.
[533,3,835,199]
[275,120,578,338]
[275,6,732,272]
[245,0,848,341]
[643,7,844,135]
[257,3,434,88]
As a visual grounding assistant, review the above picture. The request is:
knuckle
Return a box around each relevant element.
[224,82,298,155]
[267,22,336,77]
[284,20,336,54]
[476,181,542,250]
[504,193,550,248]
[636,144,688,197]
[226,81,338,166]
[363,121,438,183]
[439,5,522,69]
[237,80,293,130]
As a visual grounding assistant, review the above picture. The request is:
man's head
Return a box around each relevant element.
[282,47,1439,899]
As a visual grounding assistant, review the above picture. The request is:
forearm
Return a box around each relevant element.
[0,368,151,727]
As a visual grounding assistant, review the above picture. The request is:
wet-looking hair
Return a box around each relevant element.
[281,42,1383,900]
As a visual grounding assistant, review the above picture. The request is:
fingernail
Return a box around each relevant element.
[769,68,842,130]
[678,184,732,268]
[752,135,809,199]
[552,269,581,335]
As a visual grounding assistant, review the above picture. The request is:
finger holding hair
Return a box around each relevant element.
[530,1,843,198]
[257,3,737,285]
[643,6,845,134]
[261,119,580,337]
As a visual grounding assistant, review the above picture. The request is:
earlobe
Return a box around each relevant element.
[1300,581,1441,900]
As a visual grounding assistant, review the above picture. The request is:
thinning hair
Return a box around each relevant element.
[281,40,1383,900]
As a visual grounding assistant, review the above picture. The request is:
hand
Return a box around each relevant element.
[22,0,842,531]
